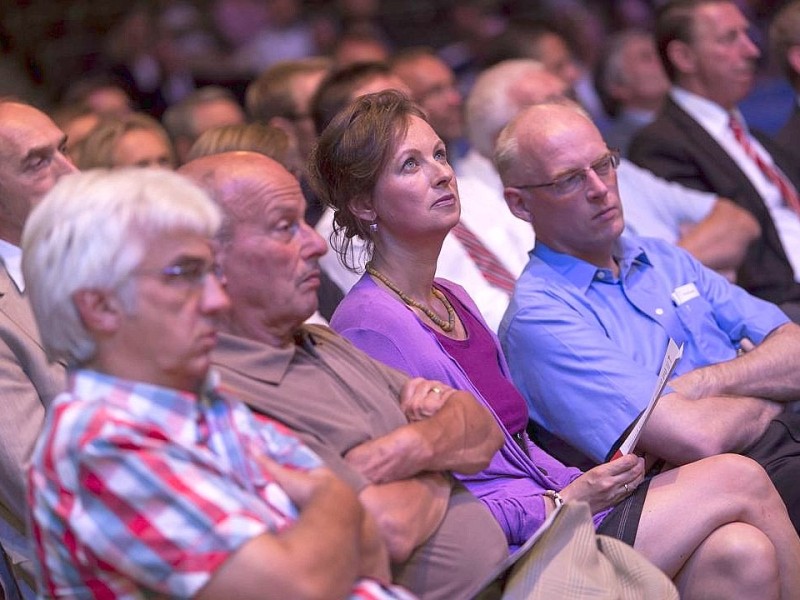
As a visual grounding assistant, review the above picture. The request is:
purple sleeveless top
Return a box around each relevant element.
[433,289,529,435]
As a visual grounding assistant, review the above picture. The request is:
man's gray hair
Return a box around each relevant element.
[21,168,221,366]
[465,59,548,158]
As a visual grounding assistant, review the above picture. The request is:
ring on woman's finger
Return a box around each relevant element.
[623,482,630,494]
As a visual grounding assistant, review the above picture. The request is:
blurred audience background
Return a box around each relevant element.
[0,1,792,135]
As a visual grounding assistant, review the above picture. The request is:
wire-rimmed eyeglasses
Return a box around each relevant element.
[133,258,225,288]
[508,149,621,196]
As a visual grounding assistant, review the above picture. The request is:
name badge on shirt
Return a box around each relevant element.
[671,282,700,306]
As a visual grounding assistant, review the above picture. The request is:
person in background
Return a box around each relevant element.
[0,99,75,599]
[461,59,758,297]
[333,31,391,67]
[629,0,800,321]
[391,48,468,166]
[187,122,304,179]
[769,0,800,163]
[485,20,608,130]
[75,112,176,170]
[594,29,671,156]
[22,167,413,600]
[162,86,245,165]
[49,103,100,165]
[245,57,332,224]
[60,75,133,119]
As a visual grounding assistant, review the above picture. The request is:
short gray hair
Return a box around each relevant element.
[465,59,548,158]
[21,168,221,366]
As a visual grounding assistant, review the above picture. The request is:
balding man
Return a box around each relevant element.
[437,59,757,331]
[497,102,800,529]
[0,99,75,598]
[179,151,507,600]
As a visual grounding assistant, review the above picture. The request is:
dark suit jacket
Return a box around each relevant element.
[629,96,800,310]
[776,103,800,165]
[0,266,64,589]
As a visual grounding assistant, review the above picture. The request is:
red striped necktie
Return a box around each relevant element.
[729,114,800,216]
[451,222,517,295]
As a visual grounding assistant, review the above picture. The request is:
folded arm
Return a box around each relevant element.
[198,464,367,600]
[638,391,783,465]
[358,473,451,562]
[670,322,800,402]
[344,387,503,483]
[677,198,759,273]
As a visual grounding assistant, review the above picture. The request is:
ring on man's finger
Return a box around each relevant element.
[623,482,630,494]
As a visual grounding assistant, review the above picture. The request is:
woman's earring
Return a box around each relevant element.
[369,221,378,232]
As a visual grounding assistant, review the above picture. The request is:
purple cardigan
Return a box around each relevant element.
[331,275,611,550]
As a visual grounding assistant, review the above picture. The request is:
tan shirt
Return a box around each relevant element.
[213,324,508,600]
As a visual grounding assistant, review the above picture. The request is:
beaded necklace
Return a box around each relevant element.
[366,263,455,332]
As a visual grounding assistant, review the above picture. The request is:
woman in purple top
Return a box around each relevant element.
[309,90,800,599]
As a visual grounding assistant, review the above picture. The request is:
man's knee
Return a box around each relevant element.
[706,523,779,592]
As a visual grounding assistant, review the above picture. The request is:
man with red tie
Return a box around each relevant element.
[629,0,800,322]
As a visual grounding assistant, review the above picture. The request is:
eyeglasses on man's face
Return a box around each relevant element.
[509,149,621,196]
[133,258,225,289]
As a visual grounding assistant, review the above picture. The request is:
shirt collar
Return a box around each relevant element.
[670,86,738,139]
[532,236,651,293]
[618,107,656,127]
[0,239,24,292]
[214,327,318,385]
[70,368,205,425]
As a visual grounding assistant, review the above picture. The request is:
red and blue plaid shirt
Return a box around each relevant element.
[28,369,414,599]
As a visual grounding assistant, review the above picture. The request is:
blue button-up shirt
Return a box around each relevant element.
[499,235,788,462]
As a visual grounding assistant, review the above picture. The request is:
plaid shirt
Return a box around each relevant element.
[28,369,414,599]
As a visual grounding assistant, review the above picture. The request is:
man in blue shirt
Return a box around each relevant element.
[496,101,800,530]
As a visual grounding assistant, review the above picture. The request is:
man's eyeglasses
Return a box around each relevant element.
[134,259,225,288]
[509,149,621,196]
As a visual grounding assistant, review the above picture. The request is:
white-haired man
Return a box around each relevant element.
[21,168,412,599]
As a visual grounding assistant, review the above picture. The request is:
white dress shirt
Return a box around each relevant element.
[0,239,24,293]
[671,87,800,281]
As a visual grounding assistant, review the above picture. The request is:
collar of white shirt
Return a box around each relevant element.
[0,239,24,293]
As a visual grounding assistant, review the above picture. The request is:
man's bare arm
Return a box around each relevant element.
[344,388,503,483]
[195,463,367,600]
[637,391,783,465]
[670,322,800,402]
[358,473,451,562]
[677,198,759,272]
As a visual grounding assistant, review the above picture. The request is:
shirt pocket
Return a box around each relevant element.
[673,294,737,361]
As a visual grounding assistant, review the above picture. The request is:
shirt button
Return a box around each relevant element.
[655,308,664,315]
